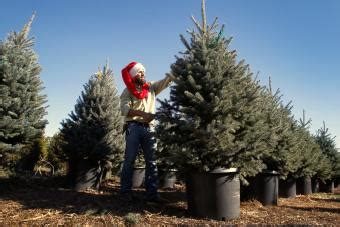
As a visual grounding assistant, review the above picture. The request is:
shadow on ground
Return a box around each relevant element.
[310,197,340,203]
[0,175,187,218]
[280,205,340,214]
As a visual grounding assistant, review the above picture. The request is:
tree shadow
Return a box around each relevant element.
[0,175,188,218]
[310,197,340,203]
[281,205,340,214]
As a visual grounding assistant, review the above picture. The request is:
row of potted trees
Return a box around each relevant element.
[53,0,338,221]
[2,3,337,222]
[154,0,339,221]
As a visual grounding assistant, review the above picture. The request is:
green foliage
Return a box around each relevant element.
[60,64,124,173]
[311,144,332,180]
[135,149,145,168]
[156,0,269,182]
[0,14,48,171]
[256,88,280,169]
[315,122,339,178]
[289,110,319,178]
[335,152,340,177]
[123,212,141,225]
[258,87,312,180]
[27,137,48,170]
[46,133,67,172]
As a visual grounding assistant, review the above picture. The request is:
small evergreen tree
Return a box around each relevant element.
[310,142,332,181]
[24,135,48,171]
[156,0,269,182]
[290,110,332,180]
[262,94,303,180]
[315,121,339,179]
[238,83,282,199]
[0,14,48,171]
[60,63,124,186]
[257,79,283,171]
[46,132,67,173]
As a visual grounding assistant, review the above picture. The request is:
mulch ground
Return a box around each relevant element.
[0,175,339,226]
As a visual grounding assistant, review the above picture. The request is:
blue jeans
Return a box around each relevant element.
[120,122,158,198]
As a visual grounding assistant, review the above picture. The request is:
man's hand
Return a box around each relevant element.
[127,109,155,123]
[166,73,177,82]
[142,112,156,123]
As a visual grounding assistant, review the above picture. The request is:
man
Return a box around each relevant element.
[120,61,172,203]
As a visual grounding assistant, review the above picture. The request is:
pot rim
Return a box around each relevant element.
[210,167,239,174]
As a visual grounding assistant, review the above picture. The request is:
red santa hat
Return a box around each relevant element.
[121,61,149,99]
[129,62,145,78]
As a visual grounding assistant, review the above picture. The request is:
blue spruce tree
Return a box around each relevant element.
[0,14,48,171]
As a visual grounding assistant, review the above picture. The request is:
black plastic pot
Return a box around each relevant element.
[256,170,279,206]
[319,180,334,193]
[296,176,312,195]
[335,177,339,188]
[132,167,145,188]
[161,169,177,189]
[279,177,296,198]
[74,159,101,191]
[240,177,257,202]
[312,178,319,193]
[186,168,240,221]
[65,160,78,189]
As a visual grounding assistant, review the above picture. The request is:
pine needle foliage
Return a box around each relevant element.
[0,14,48,170]
[60,64,124,173]
[156,0,269,182]
[315,122,339,178]
[293,110,323,178]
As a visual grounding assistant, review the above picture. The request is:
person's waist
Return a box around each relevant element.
[126,120,150,128]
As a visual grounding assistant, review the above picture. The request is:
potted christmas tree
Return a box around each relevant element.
[60,63,124,191]
[241,80,282,205]
[288,111,315,196]
[156,139,178,189]
[263,100,302,199]
[314,122,339,193]
[0,14,48,172]
[157,0,269,220]
[132,150,145,188]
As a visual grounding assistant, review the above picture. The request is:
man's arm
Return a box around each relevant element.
[120,89,155,123]
[152,73,174,96]
[120,89,132,117]
[127,109,155,123]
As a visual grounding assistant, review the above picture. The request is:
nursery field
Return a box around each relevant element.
[0,175,339,226]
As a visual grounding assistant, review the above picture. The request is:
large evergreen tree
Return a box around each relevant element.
[156,0,269,182]
[0,14,48,170]
[60,63,124,184]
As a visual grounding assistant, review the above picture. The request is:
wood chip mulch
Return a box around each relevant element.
[0,176,339,225]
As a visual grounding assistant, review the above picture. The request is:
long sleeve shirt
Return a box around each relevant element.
[120,74,172,124]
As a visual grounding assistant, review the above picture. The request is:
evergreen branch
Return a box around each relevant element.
[210,17,219,30]
[180,34,191,51]
[191,16,203,35]
[201,0,207,34]
[20,12,36,39]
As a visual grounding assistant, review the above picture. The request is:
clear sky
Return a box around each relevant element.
[1,0,339,147]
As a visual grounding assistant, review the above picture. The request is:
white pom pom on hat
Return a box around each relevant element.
[129,62,145,78]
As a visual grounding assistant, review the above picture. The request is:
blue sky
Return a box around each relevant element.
[1,0,340,147]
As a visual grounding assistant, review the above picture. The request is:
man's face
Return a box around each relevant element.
[134,70,146,86]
